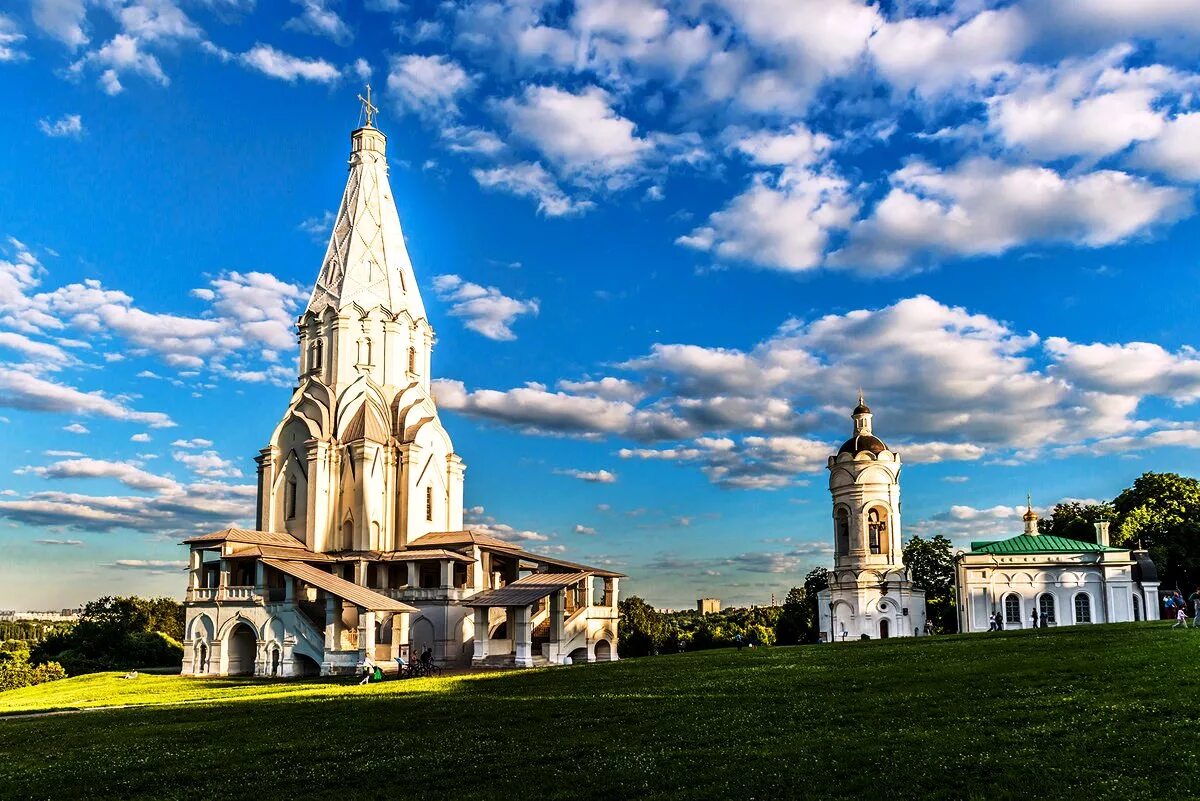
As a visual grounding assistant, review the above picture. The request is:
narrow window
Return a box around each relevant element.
[408,346,417,374]
[310,339,323,372]
[1074,593,1092,624]
[285,478,297,520]
[868,508,886,554]
[425,486,433,522]
[1004,594,1021,624]
[834,508,850,556]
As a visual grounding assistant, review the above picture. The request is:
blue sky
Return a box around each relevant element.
[1,0,1199,610]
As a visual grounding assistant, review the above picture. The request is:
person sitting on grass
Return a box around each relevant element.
[121,670,139,680]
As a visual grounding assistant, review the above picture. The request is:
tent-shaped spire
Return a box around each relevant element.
[306,104,426,321]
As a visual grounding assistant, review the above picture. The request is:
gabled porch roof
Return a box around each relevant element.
[465,571,593,608]
[262,558,417,613]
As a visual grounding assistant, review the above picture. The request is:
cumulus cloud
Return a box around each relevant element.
[0,15,25,62]
[0,369,173,427]
[21,457,178,492]
[1131,112,1200,182]
[554,468,617,483]
[284,0,351,44]
[387,54,472,120]
[832,158,1189,274]
[173,449,242,479]
[32,0,88,49]
[239,44,341,83]
[432,274,538,341]
[472,162,595,217]
[500,84,651,185]
[38,114,84,139]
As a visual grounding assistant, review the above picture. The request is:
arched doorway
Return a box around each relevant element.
[879,619,890,639]
[1133,594,1142,621]
[226,623,257,676]
[594,640,612,661]
[411,617,435,657]
[270,647,281,677]
[293,654,320,677]
[194,641,209,674]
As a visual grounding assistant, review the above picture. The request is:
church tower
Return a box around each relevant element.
[254,97,465,554]
[817,394,925,641]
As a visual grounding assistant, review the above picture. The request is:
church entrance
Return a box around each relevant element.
[226,623,257,676]
[879,619,890,639]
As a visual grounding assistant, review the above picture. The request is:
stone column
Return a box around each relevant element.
[188,549,202,592]
[392,612,410,661]
[255,560,266,597]
[324,595,338,651]
[472,609,490,664]
[513,605,533,668]
[548,590,565,663]
[360,609,376,663]
[219,559,230,590]
[285,575,295,603]
[354,560,367,587]
[439,559,453,590]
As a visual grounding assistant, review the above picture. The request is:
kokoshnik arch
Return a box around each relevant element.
[179,100,622,678]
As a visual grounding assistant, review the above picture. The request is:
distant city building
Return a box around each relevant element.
[955,503,1159,632]
[818,395,926,641]
[0,610,80,622]
[180,104,622,679]
[697,598,721,614]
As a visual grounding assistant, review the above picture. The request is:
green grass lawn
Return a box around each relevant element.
[0,624,1196,800]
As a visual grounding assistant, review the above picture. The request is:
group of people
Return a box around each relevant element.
[987,608,1053,632]
[1167,589,1200,628]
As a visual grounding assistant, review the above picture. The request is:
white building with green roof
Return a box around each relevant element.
[954,502,1159,633]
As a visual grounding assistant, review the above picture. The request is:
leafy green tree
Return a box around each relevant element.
[617,596,664,658]
[774,586,807,645]
[903,535,957,633]
[32,596,183,675]
[1112,472,1200,591]
[0,653,66,691]
[1037,501,1117,542]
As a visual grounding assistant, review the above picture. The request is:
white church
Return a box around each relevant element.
[180,101,621,678]
[818,396,927,641]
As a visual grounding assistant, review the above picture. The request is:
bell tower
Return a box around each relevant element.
[818,394,925,641]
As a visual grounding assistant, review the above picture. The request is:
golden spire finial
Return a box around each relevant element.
[358,84,378,128]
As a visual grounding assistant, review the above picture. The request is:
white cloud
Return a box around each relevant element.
[172,438,213,449]
[387,54,472,120]
[285,0,352,44]
[173,449,241,479]
[0,331,71,365]
[130,432,151,443]
[432,274,538,341]
[574,524,598,535]
[472,162,595,217]
[0,369,173,427]
[36,538,84,546]
[554,468,617,483]
[1131,112,1200,182]
[0,15,28,62]
[239,44,341,83]
[986,49,1184,160]
[833,158,1190,274]
[32,0,88,49]
[23,457,178,492]
[500,85,651,184]
[1045,338,1200,402]
[38,114,84,139]
[62,423,89,434]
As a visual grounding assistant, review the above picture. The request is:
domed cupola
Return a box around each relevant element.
[838,391,889,456]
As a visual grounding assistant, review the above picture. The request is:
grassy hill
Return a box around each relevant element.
[1,624,1196,800]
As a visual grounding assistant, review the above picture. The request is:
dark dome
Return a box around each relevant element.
[853,402,871,415]
[1132,550,1159,584]
[838,434,888,456]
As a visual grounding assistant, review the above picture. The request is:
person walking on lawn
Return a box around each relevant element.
[1189,587,1200,628]
[1173,606,1189,629]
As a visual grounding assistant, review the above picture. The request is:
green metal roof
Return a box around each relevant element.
[968,534,1125,555]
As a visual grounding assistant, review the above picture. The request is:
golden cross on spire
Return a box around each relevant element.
[358,84,378,128]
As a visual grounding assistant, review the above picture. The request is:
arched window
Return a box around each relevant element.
[1133,594,1142,622]
[341,518,354,549]
[408,346,417,374]
[834,508,850,556]
[867,508,887,555]
[1039,593,1055,624]
[1004,593,1021,624]
[358,337,373,366]
[310,339,323,372]
[285,477,297,520]
[1074,593,1092,624]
